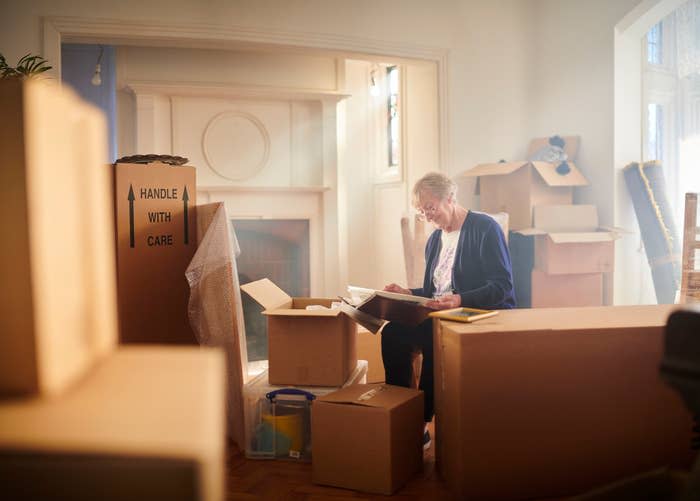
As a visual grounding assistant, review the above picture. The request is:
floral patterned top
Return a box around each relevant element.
[432,229,459,298]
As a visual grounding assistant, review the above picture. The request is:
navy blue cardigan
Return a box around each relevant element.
[410,211,516,309]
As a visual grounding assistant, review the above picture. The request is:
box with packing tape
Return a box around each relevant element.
[240,278,357,386]
[243,360,368,461]
[312,383,424,495]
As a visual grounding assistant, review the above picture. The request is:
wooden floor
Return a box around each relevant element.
[226,422,452,500]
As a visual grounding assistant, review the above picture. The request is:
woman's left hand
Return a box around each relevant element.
[425,293,461,310]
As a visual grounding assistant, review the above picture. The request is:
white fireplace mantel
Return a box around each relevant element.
[129,81,349,297]
[125,81,350,103]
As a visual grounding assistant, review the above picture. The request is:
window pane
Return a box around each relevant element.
[647,103,664,161]
[386,66,400,167]
[647,22,663,65]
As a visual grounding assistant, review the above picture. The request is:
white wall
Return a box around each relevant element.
[449,1,536,173]
[0,0,536,176]
[528,0,643,227]
[3,0,661,302]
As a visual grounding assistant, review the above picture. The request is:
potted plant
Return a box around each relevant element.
[0,52,52,79]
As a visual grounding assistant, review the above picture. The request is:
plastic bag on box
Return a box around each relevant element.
[185,202,248,448]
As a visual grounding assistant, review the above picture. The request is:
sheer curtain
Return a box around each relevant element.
[675,0,700,79]
[674,1,700,236]
[643,0,700,230]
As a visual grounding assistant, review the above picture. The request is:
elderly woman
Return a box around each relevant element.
[382,171,515,447]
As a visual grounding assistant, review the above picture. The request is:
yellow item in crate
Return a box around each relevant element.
[262,410,303,455]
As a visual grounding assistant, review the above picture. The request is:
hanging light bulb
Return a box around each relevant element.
[91,46,104,86]
[369,65,380,97]
[91,63,102,86]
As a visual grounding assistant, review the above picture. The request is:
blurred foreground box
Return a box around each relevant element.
[0,346,225,501]
[434,304,694,500]
[0,78,117,397]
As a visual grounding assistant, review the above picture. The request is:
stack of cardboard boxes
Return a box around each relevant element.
[519,204,617,307]
[462,136,618,307]
[241,278,424,495]
[0,79,225,500]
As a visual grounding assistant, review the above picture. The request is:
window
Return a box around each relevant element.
[370,62,403,182]
[647,103,664,161]
[387,65,400,167]
[642,2,700,230]
[647,22,663,65]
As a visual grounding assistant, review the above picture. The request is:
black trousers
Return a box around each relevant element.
[380,319,434,422]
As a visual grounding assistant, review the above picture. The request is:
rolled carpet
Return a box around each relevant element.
[623,161,681,304]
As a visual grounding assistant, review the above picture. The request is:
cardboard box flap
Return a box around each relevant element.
[534,205,598,232]
[317,384,419,410]
[531,161,588,187]
[527,135,580,160]
[599,225,632,235]
[548,232,617,244]
[240,278,292,310]
[264,307,341,317]
[514,228,547,236]
[461,161,529,178]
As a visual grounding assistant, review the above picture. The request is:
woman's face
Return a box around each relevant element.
[416,192,453,230]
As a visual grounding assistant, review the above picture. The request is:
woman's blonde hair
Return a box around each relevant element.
[412,171,457,207]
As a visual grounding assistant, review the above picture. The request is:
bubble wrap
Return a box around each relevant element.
[186,202,248,448]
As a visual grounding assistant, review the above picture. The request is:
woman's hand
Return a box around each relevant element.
[383,283,412,295]
[425,293,461,310]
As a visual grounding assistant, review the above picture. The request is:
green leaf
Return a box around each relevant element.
[0,52,52,80]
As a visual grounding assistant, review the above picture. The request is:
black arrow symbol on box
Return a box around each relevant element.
[183,186,189,245]
[128,184,135,248]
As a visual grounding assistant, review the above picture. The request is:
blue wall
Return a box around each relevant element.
[61,44,117,162]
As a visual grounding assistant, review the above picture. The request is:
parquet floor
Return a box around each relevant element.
[225,422,452,500]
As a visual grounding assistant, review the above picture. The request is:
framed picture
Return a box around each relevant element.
[428,307,499,323]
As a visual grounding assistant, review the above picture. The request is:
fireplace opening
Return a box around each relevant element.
[232,219,310,362]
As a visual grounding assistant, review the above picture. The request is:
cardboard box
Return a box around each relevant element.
[113,161,197,344]
[531,269,603,307]
[434,305,694,500]
[357,326,385,383]
[0,346,225,501]
[519,205,618,275]
[240,279,357,386]
[312,384,424,495]
[0,78,118,397]
[243,360,367,461]
[462,161,588,230]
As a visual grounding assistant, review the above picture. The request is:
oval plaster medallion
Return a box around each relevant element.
[202,111,270,181]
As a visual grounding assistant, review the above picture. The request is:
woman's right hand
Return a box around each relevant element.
[383,283,412,295]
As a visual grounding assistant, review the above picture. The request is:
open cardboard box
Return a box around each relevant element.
[517,205,620,275]
[463,160,588,231]
[463,135,586,231]
[240,279,357,387]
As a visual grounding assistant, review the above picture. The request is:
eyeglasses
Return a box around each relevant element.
[416,203,438,219]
